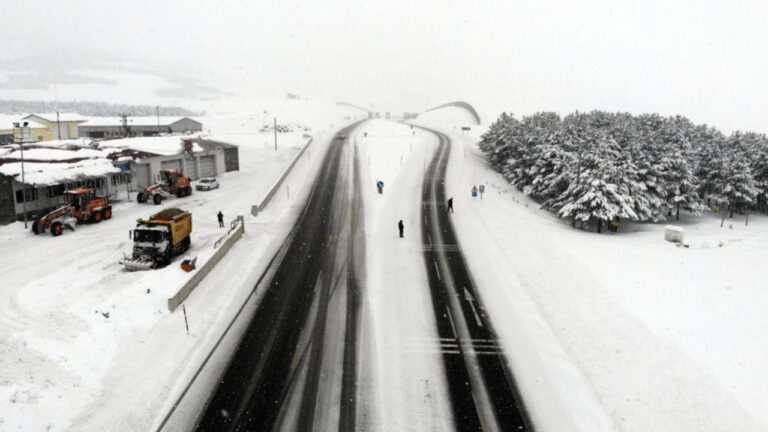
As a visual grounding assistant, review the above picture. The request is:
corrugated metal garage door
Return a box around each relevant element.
[199,155,216,178]
[161,159,183,172]
[135,164,151,188]
[184,158,197,179]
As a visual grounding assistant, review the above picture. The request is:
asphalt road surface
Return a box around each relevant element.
[195,124,365,432]
[195,122,531,432]
[419,127,532,431]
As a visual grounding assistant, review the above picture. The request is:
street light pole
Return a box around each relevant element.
[13,122,30,228]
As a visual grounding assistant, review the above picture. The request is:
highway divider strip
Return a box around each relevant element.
[251,135,313,216]
[167,215,245,312]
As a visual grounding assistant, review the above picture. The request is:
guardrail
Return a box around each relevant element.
[167,215,245,312]
[251,136,313,216]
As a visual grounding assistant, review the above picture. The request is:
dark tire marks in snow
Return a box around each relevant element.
[419,127,533,432]
[195,124,365,432]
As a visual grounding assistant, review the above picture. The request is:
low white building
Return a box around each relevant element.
[0,135,238,224]
[100,135,239,189]
[79,116,202,139]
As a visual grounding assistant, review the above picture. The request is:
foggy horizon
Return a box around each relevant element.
[2,0,767,132]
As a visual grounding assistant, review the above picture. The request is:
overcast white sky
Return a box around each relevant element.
[1,0,767,132]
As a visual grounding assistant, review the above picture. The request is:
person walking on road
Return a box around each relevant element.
[217,211,224,228]
[471,185,479,199]
[447,197,454,213]
[398,220,404,238]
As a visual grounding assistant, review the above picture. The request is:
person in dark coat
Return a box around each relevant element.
[447,197,454,213]
[398,220,404,238]
[217,211,224,228]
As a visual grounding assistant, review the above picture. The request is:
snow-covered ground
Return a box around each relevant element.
[5,103,764,432]
[415,110,768,431]
[0,99,359,431]
[354,120,455,431]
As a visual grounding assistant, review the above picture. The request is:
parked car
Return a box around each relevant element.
[195,178,220,191]
[336,132,346,140]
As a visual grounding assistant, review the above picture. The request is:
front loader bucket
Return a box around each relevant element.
[119,257,155,271]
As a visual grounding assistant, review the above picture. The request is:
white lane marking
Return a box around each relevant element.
[433,260,441,281]
[463,287,484,327]
[445,305,457,338]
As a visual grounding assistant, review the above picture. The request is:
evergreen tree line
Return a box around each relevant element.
[478,111,767,232]
[0,99,200,117]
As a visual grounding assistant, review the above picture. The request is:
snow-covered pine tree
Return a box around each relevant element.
[551,131,637,232]
[751,145,768,212]
[719,133,759,216]
[527,129,574,200]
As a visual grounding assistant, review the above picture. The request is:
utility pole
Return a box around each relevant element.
[156,106,161,135]
[274,118,277,151]
[56,111,62,140]
[119,113,131,137]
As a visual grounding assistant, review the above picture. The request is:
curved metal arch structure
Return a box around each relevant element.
[424,101,481,125]
[336,101,372,113]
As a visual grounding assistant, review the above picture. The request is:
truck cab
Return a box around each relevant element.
[121,208,192,270]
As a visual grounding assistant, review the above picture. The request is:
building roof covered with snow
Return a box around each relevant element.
[23,112,90,125]
[78,116,199,127]
[0,158,121,186]
[97,136,204,158]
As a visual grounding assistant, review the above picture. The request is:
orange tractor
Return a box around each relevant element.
[31,188,113,236]
[136,169,192,205]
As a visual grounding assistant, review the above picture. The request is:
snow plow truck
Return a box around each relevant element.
[119,208,192,271]
[31,188,112,236]
[136,169,192,205]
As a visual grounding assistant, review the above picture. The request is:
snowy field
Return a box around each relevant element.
[0,99,361,431]
[416,108,768,431]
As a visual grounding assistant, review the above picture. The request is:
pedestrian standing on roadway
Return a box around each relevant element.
[217,211,224,228]
[447,197,454,213]
[471,185,478,199]
[398,220,404,238]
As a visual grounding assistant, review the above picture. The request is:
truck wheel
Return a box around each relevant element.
[103,208,112,220]
[50,222,63,236]
[181,236,191,252]
[32,221,40,235]
[153,194,163,205]
[186,186,192,196]
[137,192,147,203]
[92,211,103,223]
